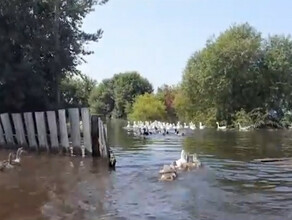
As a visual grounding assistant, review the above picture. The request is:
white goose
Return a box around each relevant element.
[175,150,187,168]
[183,123,189,129]
[216,122,227,130]
[12,147,25,165]
[238,123,251,131]
[199,122,206,130]
[189,122,196,130]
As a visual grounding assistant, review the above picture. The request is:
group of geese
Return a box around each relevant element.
[216,122,253,131]
[0,147,25,171]
[126,121,252,135]
[125,121,206,137]
[159,150,202,181]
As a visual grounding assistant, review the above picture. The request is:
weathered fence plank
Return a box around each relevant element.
[24,112,37,149]
[68,108,81,148]
[98,118,108,158]
[12,113,27,146]
[0,113,14,145]
[58,109,69,150]
[0,122,5,145]
[47,111,59,150]
[91,115,100,157]
[35,112,48,150]
[81,108,92,154]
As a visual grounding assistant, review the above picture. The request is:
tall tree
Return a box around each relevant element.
[112,71,153,118]
[60,72,96,107]
[89,79,115,116]
[157,84,178,122]
[179,23,292,126]
[0,0,108,113]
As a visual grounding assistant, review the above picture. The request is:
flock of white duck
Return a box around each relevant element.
[125,121,206,136]
[125,120,253,136]
[0,147,25,172]
[158,150,202,181]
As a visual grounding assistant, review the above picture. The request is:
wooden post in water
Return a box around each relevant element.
[58,109,69,151]
[12,113,27,146]
[24,112,38,150]
[0,113,14,146]
[81,108,92,154]
[0,122,5,146]
[68,108,81,154]
[35,112,49,151]
[91,115,100,157]
[98,118,108,158]
[47,111,59,151]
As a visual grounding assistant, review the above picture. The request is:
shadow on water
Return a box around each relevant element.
[1,120,292,219]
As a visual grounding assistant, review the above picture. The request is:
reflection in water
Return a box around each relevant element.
[1,120,292,219]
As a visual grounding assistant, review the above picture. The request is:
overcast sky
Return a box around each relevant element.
[78,0,292,89]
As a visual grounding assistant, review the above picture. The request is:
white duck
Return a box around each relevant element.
[199,122,206,130]
[126,121,131,128]
[189,122,196,130]
[175,150,187,168]
[0,153,14,171]
[238,123,251,131]
[216,122,227,130]
[12,147,25,165]
[183,123,189,129]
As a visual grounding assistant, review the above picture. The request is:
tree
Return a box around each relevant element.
[0,0,108,113]
[157,84,178,122]
[129,93,166,121]
[112,72,153,118]
[88,71,153,118]
[178,23,292,127]
[89,79,114,116]
[60,72,96,107]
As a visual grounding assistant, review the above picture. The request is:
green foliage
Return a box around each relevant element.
[60,72,96,107]
[156,84,178,122]
[89,79,114,116]
[0,0,107,113]
[233,109,253,127]
[129,93,166,121]
[89,71,153,118]
[178,23,292,128]
[112,72,153,118]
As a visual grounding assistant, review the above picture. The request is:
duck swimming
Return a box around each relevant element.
[159,164,177,181]
[12,147,25,165]
[0,153,14,171]
[108,149,116,169]
[159,164,177,174]
[175,150,188,168]
[160,172,177,181]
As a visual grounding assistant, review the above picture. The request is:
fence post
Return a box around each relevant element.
[91,115,100,157]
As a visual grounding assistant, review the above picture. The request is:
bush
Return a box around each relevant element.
[129,93,166,121]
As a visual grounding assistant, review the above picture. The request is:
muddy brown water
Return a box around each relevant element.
[1,120,292,220]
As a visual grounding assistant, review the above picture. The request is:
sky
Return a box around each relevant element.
[78,0,292,89]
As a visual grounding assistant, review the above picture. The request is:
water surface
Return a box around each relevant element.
[1,120,292,220]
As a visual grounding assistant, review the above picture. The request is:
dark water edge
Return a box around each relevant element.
[1,119,292,220]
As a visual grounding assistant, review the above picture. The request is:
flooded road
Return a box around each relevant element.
[1,120,292,220]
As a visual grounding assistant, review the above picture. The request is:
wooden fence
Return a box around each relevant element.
[0,108,109,157]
